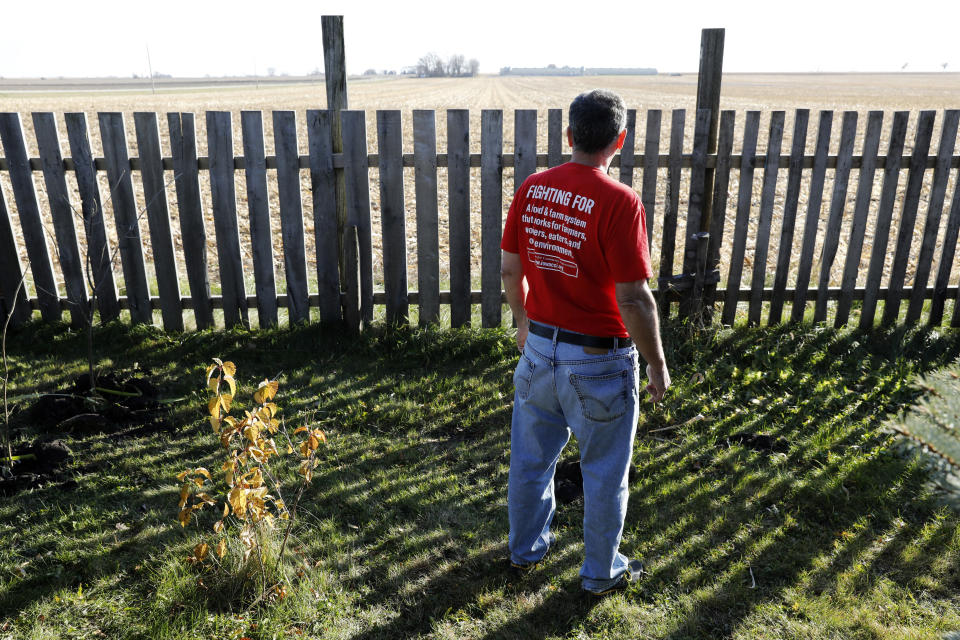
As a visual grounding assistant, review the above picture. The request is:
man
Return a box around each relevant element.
[500,89,670,596]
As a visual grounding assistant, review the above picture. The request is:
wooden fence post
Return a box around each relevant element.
[322,15,349,317]
[694,28,724,320]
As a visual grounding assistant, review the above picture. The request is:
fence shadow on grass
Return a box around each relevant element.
[2,319,960,637]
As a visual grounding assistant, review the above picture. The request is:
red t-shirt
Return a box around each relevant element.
[501,162,652,338]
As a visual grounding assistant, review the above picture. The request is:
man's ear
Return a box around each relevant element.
[615,129,627,150]
[566,126,574,148]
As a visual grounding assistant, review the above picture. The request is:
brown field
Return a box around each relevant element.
[2,74,960,319]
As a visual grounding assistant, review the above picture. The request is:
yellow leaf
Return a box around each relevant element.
[223,502,230,518]
[244,424,260,444]
[220,394,233,413]
[176,470,189,481]
[208,396,221,418]
[209,415,221,433]
[194,542,209,562]
[216,538,227,558]
[257,379,279,403]
[207,375,220,392]
[223,416,238,429]
[192,477,205,488]
[286,443,294,455]
[228,486,247,518]
[212,357,223,366]
[222,361,236,377]
[178,484,190,509]
[194,467,212,479]
[205,362,218,379]
[293,426,309,435]
[308,434,320,451]
[300,441,309,458]
[264,403,278,417]
[196,493,216,505]
[213,519,224,533]
[178,507,192,527]
[223,374,237,398]
[315,429,327,444]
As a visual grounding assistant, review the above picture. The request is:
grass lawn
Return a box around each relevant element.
[1,318,960,639]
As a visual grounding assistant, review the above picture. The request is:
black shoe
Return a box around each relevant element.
[509,532,557,571]
[583,558,643,596]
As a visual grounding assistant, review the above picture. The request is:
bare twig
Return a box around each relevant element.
[2,274,27,463]
[648,424,680,434]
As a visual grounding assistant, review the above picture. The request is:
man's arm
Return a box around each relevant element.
[615,279,670,402]
[501,250,528,351]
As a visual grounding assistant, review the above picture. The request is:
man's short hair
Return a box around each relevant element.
[568,89,627,154]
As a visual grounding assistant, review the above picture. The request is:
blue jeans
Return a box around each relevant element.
[508,324,640,592]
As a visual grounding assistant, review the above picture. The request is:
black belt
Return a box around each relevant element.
[528,321,633,350]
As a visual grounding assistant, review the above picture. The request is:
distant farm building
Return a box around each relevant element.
[499,65,657,76]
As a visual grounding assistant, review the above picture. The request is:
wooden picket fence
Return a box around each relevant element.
[1,107,959,333]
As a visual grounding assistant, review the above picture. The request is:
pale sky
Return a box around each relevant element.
[2,0,958,78]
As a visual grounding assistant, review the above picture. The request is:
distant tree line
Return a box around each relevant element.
[415,53,479,77]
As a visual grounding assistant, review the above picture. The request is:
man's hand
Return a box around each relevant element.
[516,316,529,352]
[645,362,670,403]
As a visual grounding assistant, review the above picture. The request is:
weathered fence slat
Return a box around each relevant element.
[341,110,374,325]
[0,113,60,321]
[305,109,342,324]
[168,112,213,329]
[931,113,960,326]
[548,109,563,168]
[908,109,959,324]
[377,110,409,325]
[342,224,360,333]
[447,109,471,327]
[835,111,883,327]
[882,110,936,326]
[860,112,909,330]
[704,110,735,312]
[134,112,183,331]
[641,110,661,250]
[514,109,537,192]
[0,181,30,325]
[814,111,858,323]
[619,109,636,187]
[413,110,439,325]
[721,111,761,326]
[98,112,151,324]
[680,108,710,319]
[65,113,119,321]
[273,110,310,324]
[791,111,833,323]
[749,111,785,326]
[659,110,685,295]
[206,111,249,327]
[768,109,809,325]
[682,109,710,270]
[33,112,88,326]
[240,111,278,328]
[481,109,504,328]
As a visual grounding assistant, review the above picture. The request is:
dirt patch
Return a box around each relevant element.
[28,371,170,439]
[0,440,73,495]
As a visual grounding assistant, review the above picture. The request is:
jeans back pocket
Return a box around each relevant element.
[569,370,629,422]
[514,353,536,400]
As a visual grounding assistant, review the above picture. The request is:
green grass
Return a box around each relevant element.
[1,318,960,639]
